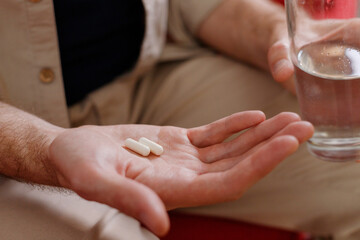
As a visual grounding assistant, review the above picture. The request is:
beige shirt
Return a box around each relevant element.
[0,0,222,127]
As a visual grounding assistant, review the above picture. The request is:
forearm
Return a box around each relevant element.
[197,0,287,70]
[0,102,64,185]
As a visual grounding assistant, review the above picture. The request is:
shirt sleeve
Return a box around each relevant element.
[168,0,223,44]
[178,0,223,34]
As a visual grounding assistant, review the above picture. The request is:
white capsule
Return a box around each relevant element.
[124,138,150,157]
[139,137,164,156]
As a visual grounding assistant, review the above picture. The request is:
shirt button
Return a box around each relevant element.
[29,0,41,3]
[39,68,55,84]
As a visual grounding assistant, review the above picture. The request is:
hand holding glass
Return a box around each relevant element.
[285,0,360,161]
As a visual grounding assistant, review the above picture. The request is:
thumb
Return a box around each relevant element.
[74,173,170,237]
[268,40,294,84]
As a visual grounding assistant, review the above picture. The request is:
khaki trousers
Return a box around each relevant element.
[2,51,360,240]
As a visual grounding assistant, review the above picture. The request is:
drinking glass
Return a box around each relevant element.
[285,0,360,161]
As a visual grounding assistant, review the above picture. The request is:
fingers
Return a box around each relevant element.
[268,40,294,84]
[238,120,313,162]
[259,120,313,146]
[203,120,313,173]
[74,173,170,237]
[187,111,266,148]
[200,112,301,163]
[223,135,299,196]
[188,135,299,205]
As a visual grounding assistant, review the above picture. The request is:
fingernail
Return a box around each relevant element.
[273,59,292,76]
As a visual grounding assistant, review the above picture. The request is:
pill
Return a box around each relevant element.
[139,137,164,156]
[125,138,150,157]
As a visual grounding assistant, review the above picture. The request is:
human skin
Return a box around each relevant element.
[197,0,295,93]
[0,101,313,236]
[0,0,318,237]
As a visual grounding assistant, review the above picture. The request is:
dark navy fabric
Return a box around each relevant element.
[53,0,145,106]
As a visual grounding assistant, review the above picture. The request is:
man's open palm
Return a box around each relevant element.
[48,111,313,236]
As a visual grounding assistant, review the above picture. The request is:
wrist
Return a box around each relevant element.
[268,15,288,48]
[0,102,67,186]
[41,126,66,186]
[264,0,287,47]
[231,0,287,70]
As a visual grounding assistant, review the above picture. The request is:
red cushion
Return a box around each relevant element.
[272,0,357,19]
[273,0,285,5]
[161,212,309,240]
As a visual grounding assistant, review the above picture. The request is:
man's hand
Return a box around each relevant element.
[48,111,313,236]
[267,24,296,94]
[268,16,360,94]
[197,0,296,93]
